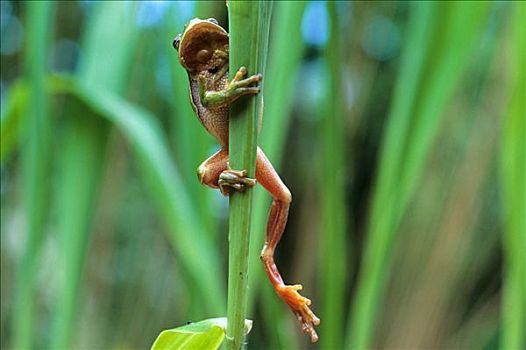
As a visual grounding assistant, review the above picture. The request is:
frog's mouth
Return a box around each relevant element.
[178,19,228,72]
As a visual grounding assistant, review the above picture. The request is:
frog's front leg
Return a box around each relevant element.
[199,67,262,107]
[255,147,320,342]
[197,149,256,196]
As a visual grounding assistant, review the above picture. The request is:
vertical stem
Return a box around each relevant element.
[13,2,54,349]
[320,3,347,349]
[500,3,526,350]
[226,2,272,349]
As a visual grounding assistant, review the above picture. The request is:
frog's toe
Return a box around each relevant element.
[218,169,256,195]
[275,284,320,343]
[234,66,248,81]
[236,74,262,88]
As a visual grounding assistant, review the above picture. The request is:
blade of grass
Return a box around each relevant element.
[12,2,54,349]
[50,3,140,347]
[319,3,347,349]
[6,71,227,321]
[245,3,306,348]
[51,75,226,312]
[77,2,139,93]
[500,3,526,350]
[50,102,110,350]
[378,4,506,346]
[75,83,226,312]
[347,2,490,348]
[226,2,272,349]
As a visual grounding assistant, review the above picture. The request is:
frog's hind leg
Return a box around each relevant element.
[197,149,256,196]
[255,147,320,343]
[197,149,228,190]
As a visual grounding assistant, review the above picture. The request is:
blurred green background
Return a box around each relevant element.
[1,1,524,349]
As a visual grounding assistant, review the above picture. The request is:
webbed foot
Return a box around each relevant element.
[276,284,320,343]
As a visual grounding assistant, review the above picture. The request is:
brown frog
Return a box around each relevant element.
[173,18,320,342]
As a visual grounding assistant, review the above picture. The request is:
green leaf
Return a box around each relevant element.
[151,318,253,350]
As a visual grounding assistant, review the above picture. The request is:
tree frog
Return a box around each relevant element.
[173,18,320,342]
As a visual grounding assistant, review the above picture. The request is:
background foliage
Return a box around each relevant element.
[1,1,524,349]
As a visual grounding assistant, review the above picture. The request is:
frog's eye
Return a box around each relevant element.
[197,49,212,63]
[173,34,181,51]
[207,18,218,25]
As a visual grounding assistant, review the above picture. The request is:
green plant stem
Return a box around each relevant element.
[500,3,526,350]
[226,2,272,349]
[320,3,347,349]
[13,2,54,349]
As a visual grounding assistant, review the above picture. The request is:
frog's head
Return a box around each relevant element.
[173,18,228,73]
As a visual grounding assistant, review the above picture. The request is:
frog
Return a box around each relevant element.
[173,18,320,342]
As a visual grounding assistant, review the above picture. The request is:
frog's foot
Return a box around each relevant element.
[229,66,262,94]
[218,169,256,196]
[276,284,320,343]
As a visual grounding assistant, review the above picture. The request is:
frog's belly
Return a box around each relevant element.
[201,106,229,147]
[188,84,228,146]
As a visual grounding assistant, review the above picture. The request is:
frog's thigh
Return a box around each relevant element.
[255,147,291,203]
[197,149,228,189]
